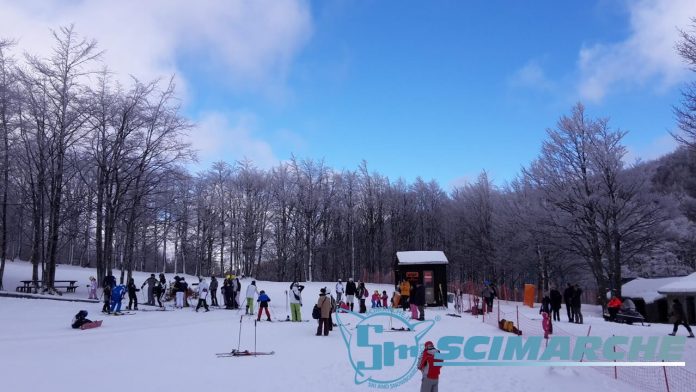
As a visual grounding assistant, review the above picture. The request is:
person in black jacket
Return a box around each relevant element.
[357,281,368,313]
[126,278,139,310]
[563,283,575,322]
[346,278,357,312]
[413,284,426,321]
[209,276,219,307]
[71,310,92,329]
[669,299,695,337]
[550,287,563,322]
[571,285,583,324]
[539,292,551,314]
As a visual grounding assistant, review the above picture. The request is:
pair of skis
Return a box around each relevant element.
[217,315,275,358]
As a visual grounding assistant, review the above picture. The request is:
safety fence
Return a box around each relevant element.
[450,290,696,392]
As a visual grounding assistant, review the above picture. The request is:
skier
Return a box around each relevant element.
[550,286,563,322]
[102,284,112,313]
[245,280,259,315]
[392,288,401,308]
[257,290,271,321]
[481,284,492,313]
[110,283,127,313]
[234,277,242,309]
[414,283,426,321]
[345,278,357,312]
[141,274,157,305]
[539,292,551,315]
[209,276,219,307]
[88,276,98,300]
[222,278,230,308]
[357,281,368,313]
[417,341,442,392]
[71,310,92,329]
[488,282,497,311]
[154,273,166,307]
[126,278,139,311]
[335,279,344,303]
[381,290,389,307]
[316,288,332,336]
[181,277,190,307]
[289,281,305,321]
[669,298,695,337]
[400,279,411,311]
[542,311,552,339]
[196,277,210,312]
[371,290,380,308]
[563,283,575,322]
[571,284,583,324]
[173,276,185,309]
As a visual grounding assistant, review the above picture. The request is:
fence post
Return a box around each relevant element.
[497,298,500,323]
[516,305,519,330]
[580,325,591,362]
[663,361,670,392]
[613,335,617,379]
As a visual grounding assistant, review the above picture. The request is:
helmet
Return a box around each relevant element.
[424,341,435,349]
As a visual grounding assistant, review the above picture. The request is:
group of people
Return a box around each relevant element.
[562,283,584,324]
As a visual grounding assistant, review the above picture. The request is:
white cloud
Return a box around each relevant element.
[0,0,312,97]
[577,0,696,101]
[509,60,554,91]
[190,112,280,170]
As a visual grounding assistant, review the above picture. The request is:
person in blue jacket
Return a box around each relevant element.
[110,283,127,314]
[256,290,271,322]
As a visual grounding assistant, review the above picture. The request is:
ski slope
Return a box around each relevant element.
[0,261,674,391]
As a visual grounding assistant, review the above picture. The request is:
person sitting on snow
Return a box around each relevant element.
[72,310,92,329]
[257,290,271,322]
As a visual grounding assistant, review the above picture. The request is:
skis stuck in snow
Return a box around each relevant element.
[216,349,275,357]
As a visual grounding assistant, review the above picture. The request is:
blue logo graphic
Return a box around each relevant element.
[335,309,437,388]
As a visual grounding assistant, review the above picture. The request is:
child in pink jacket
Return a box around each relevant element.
[542,311,552,339]
[381,290,389,307]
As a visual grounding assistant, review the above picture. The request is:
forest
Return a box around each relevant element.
[2,24,696,304]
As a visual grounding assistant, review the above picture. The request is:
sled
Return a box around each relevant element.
[80,320,103,330]
[216,349,275,357]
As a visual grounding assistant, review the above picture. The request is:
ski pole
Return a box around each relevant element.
[254,319,257,357]
[237,315,243,352]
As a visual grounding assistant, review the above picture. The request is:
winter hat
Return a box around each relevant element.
[320,288,326,294]
[260,290,265,294]
[424,341,435,349]
[252,280,256,285]
[151,274,155,277]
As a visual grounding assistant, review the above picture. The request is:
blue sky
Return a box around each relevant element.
[2,0,695,188]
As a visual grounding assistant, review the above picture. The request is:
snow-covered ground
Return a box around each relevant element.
[0,260,689,391]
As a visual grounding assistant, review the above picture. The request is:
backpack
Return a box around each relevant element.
[312,304,321,319]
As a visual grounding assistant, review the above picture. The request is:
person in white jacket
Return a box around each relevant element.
[289,281,305,321]
[335,279,344,303]
[245,280,259,315]
[196,278,210,312]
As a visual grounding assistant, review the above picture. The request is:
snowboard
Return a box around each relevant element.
[216,350,275,357]
[80,320,103,330]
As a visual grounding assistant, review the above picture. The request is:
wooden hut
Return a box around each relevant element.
[394,251,448,307]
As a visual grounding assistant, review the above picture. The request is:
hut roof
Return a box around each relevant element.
[396,251,448,265]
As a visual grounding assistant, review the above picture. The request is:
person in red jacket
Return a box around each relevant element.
[417,341,442,392]
[607,296,622,321]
